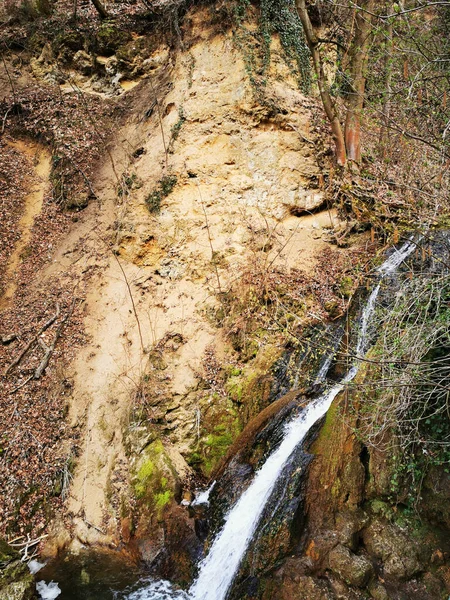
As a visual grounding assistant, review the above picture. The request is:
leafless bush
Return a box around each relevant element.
[356,248,450,481]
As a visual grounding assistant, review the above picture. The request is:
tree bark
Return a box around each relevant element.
[379,2,393,156]
[296,0,347,166]
[344,0,374,163]
[91,0,109,19]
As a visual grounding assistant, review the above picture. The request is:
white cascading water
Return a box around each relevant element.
[124,238,417,600]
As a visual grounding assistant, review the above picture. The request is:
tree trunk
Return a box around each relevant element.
[344,0,374,163]
[295,0,347,166]
[91,0,109,19]
[379,2,393,157]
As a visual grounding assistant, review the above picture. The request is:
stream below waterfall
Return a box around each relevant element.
[37,239,418,600]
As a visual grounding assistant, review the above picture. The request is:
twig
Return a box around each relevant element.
[0,53,16,104]
[4,304,60,376]
[196,181,222,295]
[94,233,145,353]
[1,106,12,135]
[84,519,106,535]
[149,78,168,170]
[9,375,33,395]
[9,534,47,548]
[67,156,98,199]
[34,298,76,379]
[287,122,314,145]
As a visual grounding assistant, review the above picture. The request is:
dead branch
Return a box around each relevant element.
[1,106,12,135]
[67,156,98,200]
[9,534,47,551]
[34,298,76,379]
[4,304,60,376]
[84,519,106,535]
[1,333,17,345]
[9,375,33,395]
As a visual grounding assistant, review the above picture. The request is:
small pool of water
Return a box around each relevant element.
[38,549,144,600]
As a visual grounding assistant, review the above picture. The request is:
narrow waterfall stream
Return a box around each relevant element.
[118,239,418,600]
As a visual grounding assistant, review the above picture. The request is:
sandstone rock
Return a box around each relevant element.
[73,50,94,76]
[362,520,421,580]
[286,188,325,215]
[328,544,373,587]
[142,47,170,73]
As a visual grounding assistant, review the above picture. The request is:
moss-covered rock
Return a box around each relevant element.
[262,574,335,600]
[132,439,178,518]
[362,520,421,580]
[0,540,34,600]
[328,544,373,587]
[95,23,131,55]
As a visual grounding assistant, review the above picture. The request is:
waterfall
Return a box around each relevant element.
[124,238,417,600]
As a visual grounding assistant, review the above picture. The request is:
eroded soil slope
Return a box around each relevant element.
[0,6,366,552]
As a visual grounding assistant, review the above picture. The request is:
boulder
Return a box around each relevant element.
[263,574,336,600]
[367,580,389,600]
[362,520,421,580]
[328,544,373,587]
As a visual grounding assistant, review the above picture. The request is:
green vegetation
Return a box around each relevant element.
[145,175,178,214]
[132,440,175,517]
[203,424,237,476]
[188,412,241,477]
[96,22,131,54]
[357,256,450,510]
[117,171,142,198]
[135,459,155,498]
[233,0,310,95]
[170,106,186,143]
[154,489,173,514]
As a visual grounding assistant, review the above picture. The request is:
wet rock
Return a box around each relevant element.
[242,442,313,573]
[328,544,373,587]
[362,520,421,580]
[0,540,34,600]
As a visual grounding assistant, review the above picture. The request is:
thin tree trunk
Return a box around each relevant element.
[296,0,347,166]
[379,2,393,156]
[91,0,109,19]
[344,0,374,163]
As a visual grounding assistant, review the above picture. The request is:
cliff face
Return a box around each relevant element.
[1,2,356,560]
[2,3,448,598]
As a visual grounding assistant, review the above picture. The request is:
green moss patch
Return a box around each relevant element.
[132,439,177,519]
